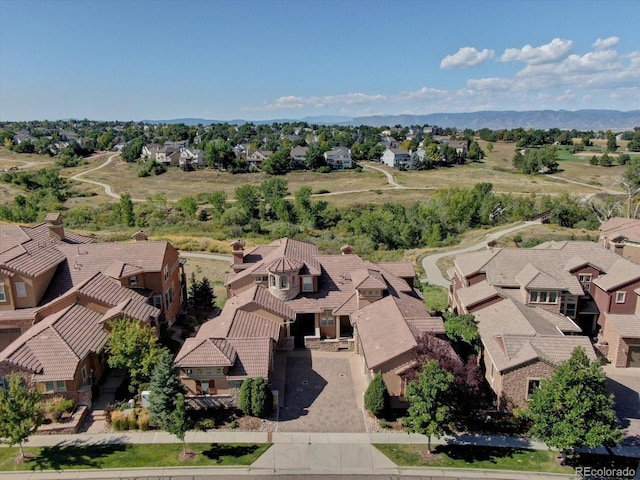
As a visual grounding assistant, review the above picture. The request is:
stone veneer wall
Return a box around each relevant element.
[501,361,556,410]
[305,337,354,352]
[600,321,628,367]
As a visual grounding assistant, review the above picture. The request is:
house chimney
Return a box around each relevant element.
[340,244,354,255]
[230,240,246,265]
[45,213,64,241]
[132,230,149,241]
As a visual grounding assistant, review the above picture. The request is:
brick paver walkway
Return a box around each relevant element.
[278,350,366,432]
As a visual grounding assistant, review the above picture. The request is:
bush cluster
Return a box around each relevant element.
[238,377,273,418]
[364,372,390,418]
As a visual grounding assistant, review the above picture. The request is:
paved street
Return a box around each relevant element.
[278,350,367,433]
[605,365,640,446]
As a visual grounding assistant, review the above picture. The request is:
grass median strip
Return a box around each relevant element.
[374,444,573,473]
[0,443,270,471]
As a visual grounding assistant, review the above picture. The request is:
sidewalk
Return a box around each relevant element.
[6,430,639,479]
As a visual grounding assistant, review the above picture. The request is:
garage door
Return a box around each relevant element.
[629,346,640,367]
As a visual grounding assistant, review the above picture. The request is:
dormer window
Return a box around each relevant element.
[129,276,138,286]
[616,291,627,303]
[302,276,313,292]
[529,290,558,304]
[578,273,592,292]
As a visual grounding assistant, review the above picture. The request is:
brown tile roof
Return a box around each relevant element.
[600,218,640,243]
[377,262,416,279]
[225,285,295,320]
[175,338,236,368]
[456,281,501,311]
[196,310,279,342]
[351,269,387,290]
[77,273,159,322]
[44,241,172,299]
[455,242,624,296]
[227,337,271,380]
[0,223,95,277]
[352,294,443,369]
[606,313,640,338]
[592,258,640,291]
[0,304,108,381]
[266,256,304,273]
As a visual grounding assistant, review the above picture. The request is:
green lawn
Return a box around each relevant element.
[0,443,270,471]
[375,444,639,475]
[375,444,573,473]
[422,283,448,312]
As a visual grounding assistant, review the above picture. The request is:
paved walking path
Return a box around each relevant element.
[421,221,541,288]
[7,430,638,479]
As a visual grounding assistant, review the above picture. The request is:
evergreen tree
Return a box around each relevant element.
[251,377,273,418]
[404,360,454,453]
[364,372,390,418]
[239,378,254,415]
[0,373,42,460]
[527,347,622,462]
[148,350,184,430]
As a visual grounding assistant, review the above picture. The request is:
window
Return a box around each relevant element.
[560,295,577,318]
[302,276,313,292]
[578,273,592,292]
[129,276,138,286]
[15,282,27,298]
[616,291,627,303]
[291,275,297,287]
[526,379,541,399]
[0,377,7,391]
[163,264,169,280]
[320,312,335,326]
[269,275,276,287]
[529,290,559,304]
[280,276,288,289]
[152,295,162,309]
[360,289,379,297]
[0,284,5,302]
[255,275,268,283]
[44,380,66,393]
[81,366,88,383]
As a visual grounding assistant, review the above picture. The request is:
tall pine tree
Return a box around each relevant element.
[148,349,184,429]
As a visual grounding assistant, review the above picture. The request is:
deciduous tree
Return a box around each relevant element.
[0,373,42,460]
[106,317,164,393]
[404,360,454,453]
[527,347,622,462]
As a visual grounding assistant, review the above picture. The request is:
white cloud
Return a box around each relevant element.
[500,38,573,65]
[593,36,619,50]
[395,86,448,101]
[262,92,386,110]
[440,47,495,69]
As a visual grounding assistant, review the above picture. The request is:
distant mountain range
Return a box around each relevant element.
[143,110,640,130]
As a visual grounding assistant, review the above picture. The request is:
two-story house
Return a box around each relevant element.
[381,147,411,168]
[179,147,205,169]
[175,238,444,406]
[599,217,640,264]
[0,215,186,406]
[450,241,640,408]
[323,146,352,169]
[246,149,272,171]
[290,145,308,169]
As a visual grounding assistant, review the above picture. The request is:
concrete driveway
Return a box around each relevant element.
[605,365,640,445]
[278,350,367,433]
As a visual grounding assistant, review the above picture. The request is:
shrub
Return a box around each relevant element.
[364,372,390,418]
[239,378,254,415]
[111,410,127,431]
[317,166,332,173]
[229,420,238,429]
[137,410,150,431]
[251,377,273,418]
[126,411,138,430]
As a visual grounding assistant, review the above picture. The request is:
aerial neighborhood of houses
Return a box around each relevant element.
[1,211,639,418]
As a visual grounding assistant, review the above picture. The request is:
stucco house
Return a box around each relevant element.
[450,240,640,408]
[175,238,444,405]
[0,215,186,406]
[599,217,640,264]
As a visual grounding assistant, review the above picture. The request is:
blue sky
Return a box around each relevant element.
[1,0,639,121]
